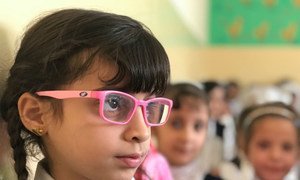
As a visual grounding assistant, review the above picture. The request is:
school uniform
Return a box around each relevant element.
[219,152,254,180]
[207,114,236,162]
[34,160,53,180]
[170,158,205,180]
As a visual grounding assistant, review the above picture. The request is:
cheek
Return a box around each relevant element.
[247,153,265,170]
[246,142,264,163]
[156,122,177,136]
[46,100,123,158]
[194,131,207,150]
[155,128,178,152]
[247,145,281,171]
[285,150,299,166]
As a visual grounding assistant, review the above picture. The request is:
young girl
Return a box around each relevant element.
[220,102,300,180]
[153,82,210,180]
[0,9,173,180]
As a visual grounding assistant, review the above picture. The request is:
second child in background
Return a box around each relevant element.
[245,102,300,180]
[153,82,210,180]
[220,102,300,180]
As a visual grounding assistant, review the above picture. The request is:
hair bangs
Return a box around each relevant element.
[104,30,170,96]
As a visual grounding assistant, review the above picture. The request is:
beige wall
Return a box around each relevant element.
[168,46,300,86]
[1,0,300,87]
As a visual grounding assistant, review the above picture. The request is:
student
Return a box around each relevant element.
[224,80,242,120]
[220,102,300,180]
[0,9,173,180]
[153,82,209,180]
[201,81,236,175]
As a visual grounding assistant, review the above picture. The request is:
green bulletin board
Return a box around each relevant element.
[210,0,300,44]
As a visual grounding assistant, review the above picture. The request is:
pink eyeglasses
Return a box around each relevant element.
[36,90,173,126]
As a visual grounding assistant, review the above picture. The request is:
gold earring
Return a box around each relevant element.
[32,128,44,136]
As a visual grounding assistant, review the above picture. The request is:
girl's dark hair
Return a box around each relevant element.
[0,9,170,180]
[237,102,300,150]
[164,82,208,109]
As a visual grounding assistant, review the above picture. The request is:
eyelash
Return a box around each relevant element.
[194,122,204,131]
[256,141,295,152]
[170,119,204,131]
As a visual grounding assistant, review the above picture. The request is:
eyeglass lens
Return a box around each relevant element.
[103,92,169,124]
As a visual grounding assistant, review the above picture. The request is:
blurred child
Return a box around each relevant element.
[153,82,209,180]
[0,9,173,180]
[220,102,300,180]
[224,80,242,120]
[202,81,236,174]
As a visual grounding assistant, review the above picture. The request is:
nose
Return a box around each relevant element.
[179,126,193,143]
[269,147,282,161]
[124,107,150,143]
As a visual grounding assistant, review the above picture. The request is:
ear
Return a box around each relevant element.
[18,92,50,135]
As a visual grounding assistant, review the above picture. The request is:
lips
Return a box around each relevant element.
[265,166,285,173]
[174,146,192,155]
[116,153,145,168]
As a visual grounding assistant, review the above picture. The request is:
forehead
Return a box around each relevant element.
[180,96,206,108]
[210,87,225,97]
[251,117,297,139]
[63,59,119,90]
[171,99,209,120]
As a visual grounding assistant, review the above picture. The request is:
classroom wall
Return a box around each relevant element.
[1,0,300,88]
[168,46,300,86]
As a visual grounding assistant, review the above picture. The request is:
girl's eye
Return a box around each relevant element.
[102,93,136,123]
[257,141,270,150]
[282,143,294,152]
[171,119,182,129]
[108,98,119,110]
[103,95,130,122]
[194,121,204,132]
[105,96,121,111]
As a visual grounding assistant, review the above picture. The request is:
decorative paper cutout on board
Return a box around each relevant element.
[210,0,300,44]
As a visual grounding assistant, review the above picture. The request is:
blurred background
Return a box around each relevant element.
[2,1,300,179]
[1,0,300,89]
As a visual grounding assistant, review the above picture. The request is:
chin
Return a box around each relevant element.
[98,169,136,180]
[172,158,193,166]
[258,173,285,180]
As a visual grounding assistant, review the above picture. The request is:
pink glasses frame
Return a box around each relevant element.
[36,90,173,126]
